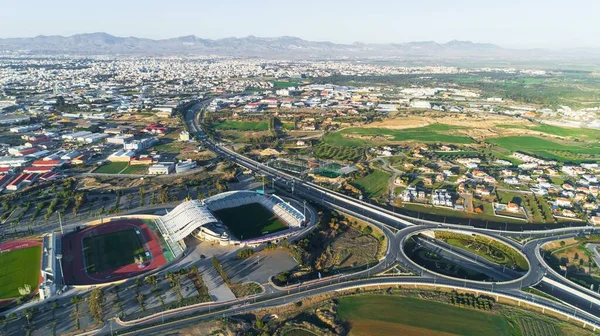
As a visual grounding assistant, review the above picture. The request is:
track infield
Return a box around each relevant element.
[213,203,288,240]
[0,241,42,300]
[62,219,167,285]
[83,228,145,274]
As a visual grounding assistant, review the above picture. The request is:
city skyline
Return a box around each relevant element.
[2,0,600,49]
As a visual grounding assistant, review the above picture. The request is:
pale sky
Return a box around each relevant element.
[2,0,599,49]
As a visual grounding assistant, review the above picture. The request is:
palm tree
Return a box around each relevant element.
[51,301,58,319]
[70,295,82,311]
[145,275,158,290]
[71,308,82,330]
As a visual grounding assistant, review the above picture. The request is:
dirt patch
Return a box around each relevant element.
[174,319,249,336]
[542,238,578,251]
[324,228,379,269]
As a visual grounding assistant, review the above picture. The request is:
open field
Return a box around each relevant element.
[486,136,600,162]
[350,170,391,199]
[213,203,288,240]
[498,124,600,141]
[324,124,475,147]
[337,295,511,336]
[214,120,269,131]
[94,161,128,174]
[153,140,186,154]
[397,202,526,224]
[0,245,41,299]
[83,228,145,274]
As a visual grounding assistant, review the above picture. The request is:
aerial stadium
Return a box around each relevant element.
[58,190,309,287]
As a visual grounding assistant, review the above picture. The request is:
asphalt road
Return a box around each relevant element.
[6,97,600,335]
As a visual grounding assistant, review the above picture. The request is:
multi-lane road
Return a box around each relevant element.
[8,98,600,335]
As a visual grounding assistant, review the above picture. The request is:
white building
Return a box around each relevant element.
[10,124,42,133]
[124,137,158,151]
[175,160,197,173]
[149,162,175,175]
[106,134,134,145]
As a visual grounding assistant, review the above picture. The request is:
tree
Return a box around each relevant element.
[88,288,104,323]
[560,241,566,247]
[145,275,158,290]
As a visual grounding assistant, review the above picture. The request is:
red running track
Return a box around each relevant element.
[61,219,167,285]
[0,240,41,253]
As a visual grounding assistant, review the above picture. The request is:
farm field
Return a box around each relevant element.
[213,203,288,240]
[350,170,391,199]
[214,120,269,131]
[324,124,475,147]
[93,161,128,174]
[83,228,145,274]
[337,295,511,336]
[486,136,600,162]
[0,245,41,299]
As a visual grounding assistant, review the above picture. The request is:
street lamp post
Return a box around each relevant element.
[56,254,64,287]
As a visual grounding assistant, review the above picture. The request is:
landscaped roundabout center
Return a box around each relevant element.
[403,229,530,283]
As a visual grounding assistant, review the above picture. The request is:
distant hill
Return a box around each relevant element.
[0,32,598,60]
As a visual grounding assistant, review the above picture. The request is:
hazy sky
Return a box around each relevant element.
[2,0,599,49]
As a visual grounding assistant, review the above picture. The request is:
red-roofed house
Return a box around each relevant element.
[32,160,64,167]
[6,174,27,191]
[23,166,54,174]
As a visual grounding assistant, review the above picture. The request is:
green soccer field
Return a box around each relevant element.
[83,229,145,274]
[213,203,288,240]
[0,246,41,299]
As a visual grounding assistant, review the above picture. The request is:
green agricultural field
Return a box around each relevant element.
[213,203,288,240]
[487,136,600,162]
[94,162,128,174]
[214,120,269,131]
[324,124,474,147]
[0,245,41,299]
[83,229,145,274]
[351,170,391,199]
[337,295,512,336]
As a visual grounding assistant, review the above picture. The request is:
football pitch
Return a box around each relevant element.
[213,203,288,240]
[83,228,145,274]
[0,246,41,299]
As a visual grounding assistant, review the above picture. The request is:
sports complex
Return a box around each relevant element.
[1,190,311,298]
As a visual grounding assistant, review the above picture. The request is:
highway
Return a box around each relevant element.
[12,97,599,335]
[178,99,600,327]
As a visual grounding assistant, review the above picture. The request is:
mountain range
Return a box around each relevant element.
[0,32,598,60]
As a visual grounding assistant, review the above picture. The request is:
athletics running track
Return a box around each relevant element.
[61,219,167,285]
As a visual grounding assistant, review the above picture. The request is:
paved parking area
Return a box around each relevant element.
[224,249,297,285]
